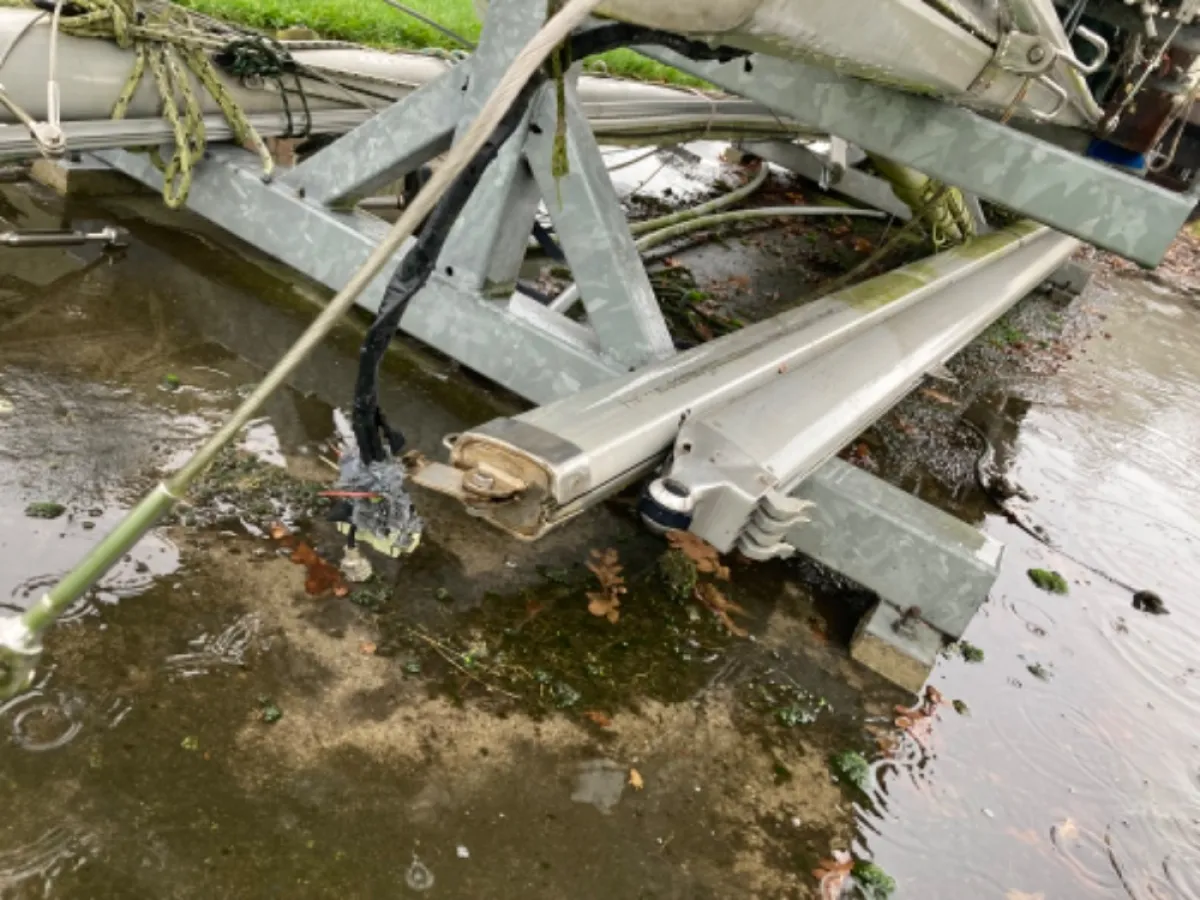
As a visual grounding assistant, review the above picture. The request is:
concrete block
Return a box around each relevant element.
[29,157,143,198]
[787,459,1003,640]
[1045,259,1093,296]
[850,600,942,694]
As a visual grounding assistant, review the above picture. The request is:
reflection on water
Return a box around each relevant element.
[865,277,1200,898]
[0,827,96,895]
[163,613,261,678]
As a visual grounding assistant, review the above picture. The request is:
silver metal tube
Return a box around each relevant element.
[661,227,1080,551]
[0,226,123,248]
[548,204,885,314]
[454,221,1052,516]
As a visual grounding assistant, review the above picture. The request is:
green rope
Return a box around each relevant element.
[869,155,975,249]
[53,0,275,209]
[547,0,569,203]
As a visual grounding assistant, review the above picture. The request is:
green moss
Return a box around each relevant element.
[657,548,698,601]
[374,555,736,718]
[989,319,1028,347]
[828,750,871,792]
[852,861,896,898]
[258,696,283,724]
[1026,662,1052,681]
[182,447,329,529]
[1028,568,1069,594]
[351,581,392,611]
[955,640,985,663]
[24,502,66,519]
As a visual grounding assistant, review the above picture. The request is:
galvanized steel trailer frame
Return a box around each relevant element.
[84,0,1138,687]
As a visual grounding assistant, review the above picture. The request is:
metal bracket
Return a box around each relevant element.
[968,23,1068,122]
[95,0,683,400]
[644,45,1192,266]
[990,29,1059,77]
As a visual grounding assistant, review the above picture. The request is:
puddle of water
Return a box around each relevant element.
[570,758,628,814]
[7,168,1200,900]
[861,277,1200,898]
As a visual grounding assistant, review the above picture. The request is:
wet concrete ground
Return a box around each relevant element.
[1,168,1199,900]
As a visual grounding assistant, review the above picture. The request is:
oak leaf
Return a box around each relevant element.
[586,548,626,623]
[666,530,730,581]
[921,387,956,405]
[695,582,749,637]
[813,850,853,900]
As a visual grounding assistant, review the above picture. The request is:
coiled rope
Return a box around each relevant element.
[50,0,277,207]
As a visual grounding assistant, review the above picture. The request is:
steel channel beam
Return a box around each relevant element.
[96,146,402,304]
[95,146,623,404]
[643,47,1192,266]
[741,140,912,220]
[524,80,675,367]
[281,65,467,206]
[458,221,1052,514]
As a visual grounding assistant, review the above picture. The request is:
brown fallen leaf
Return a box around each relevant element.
[290,542,346,597]
[851,236,873,253]
[920,387,957,405]
[586,548,626,624]
[587,548,625,591]
[359,641,377,655]
[587,591,621,623]
[695,582,749,637]
[813,850,854,900]
[269,522,291,541]
[628,768,644,790]
[662,256,682,269]
[666,530,730,581]
[583,710,612,728]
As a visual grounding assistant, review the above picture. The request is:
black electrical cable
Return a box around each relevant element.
[352,75,547,463]
[351,28,748,464]
[569,24,749,65]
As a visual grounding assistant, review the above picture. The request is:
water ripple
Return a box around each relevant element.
[0,827,97,893]
[164,613,261,677]
[1,688,85,752]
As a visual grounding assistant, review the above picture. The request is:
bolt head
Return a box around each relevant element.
[1028,45,1047,64]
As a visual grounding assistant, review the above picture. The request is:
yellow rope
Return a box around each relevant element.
[869,154,975,249]
[52,0,273,208]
